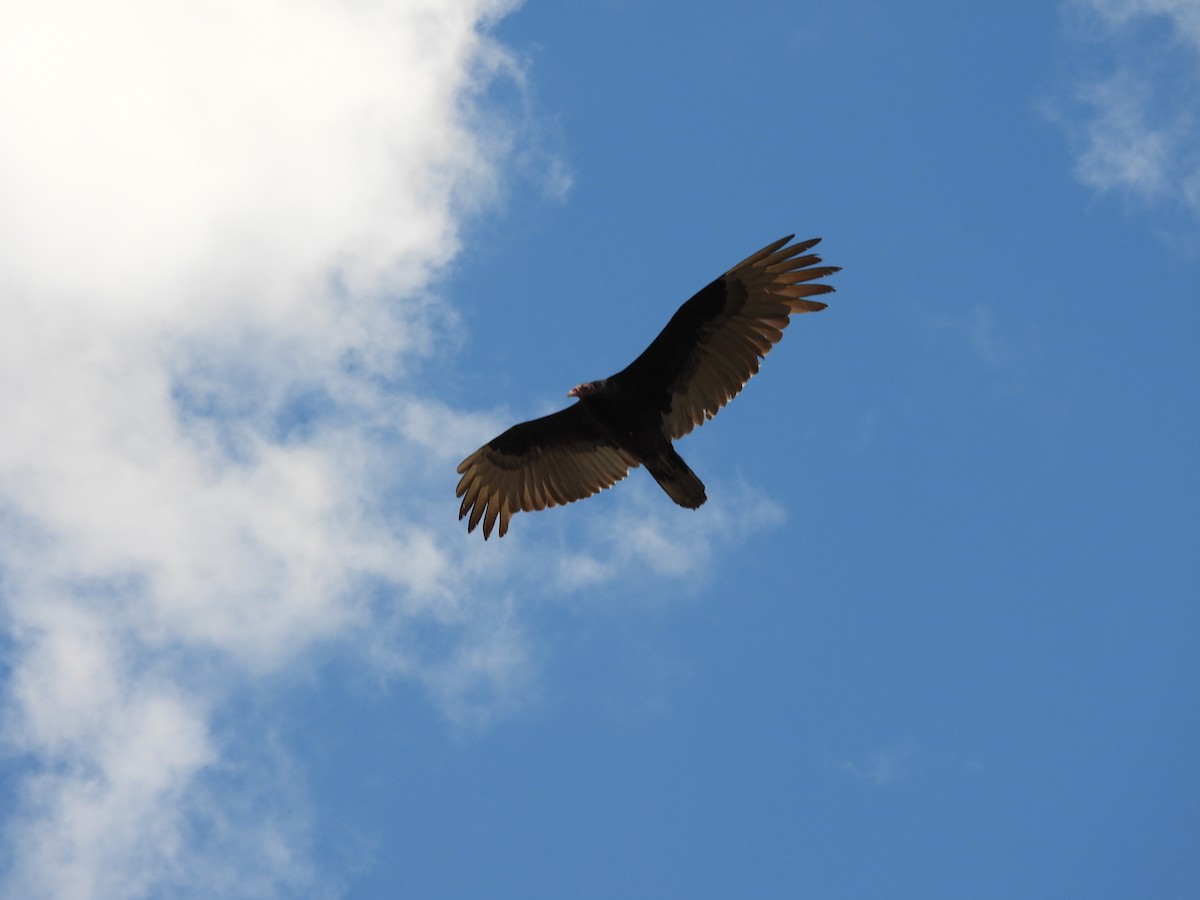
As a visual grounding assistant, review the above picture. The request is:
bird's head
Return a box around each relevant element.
[567,380,602,398]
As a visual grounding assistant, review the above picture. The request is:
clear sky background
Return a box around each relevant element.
[1,1,1197,897]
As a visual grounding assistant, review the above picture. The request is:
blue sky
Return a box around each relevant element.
[0,1,1197,897]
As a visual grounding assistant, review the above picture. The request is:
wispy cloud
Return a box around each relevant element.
[0,2,780,894]
[550,478,786,593]
[833,740,982,788]
[836,745,913,788]
[924,303,1042,395]
[1048,1,1200,219]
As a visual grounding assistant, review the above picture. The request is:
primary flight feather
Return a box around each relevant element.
[456,235,839,538]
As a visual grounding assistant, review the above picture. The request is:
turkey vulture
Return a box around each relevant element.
[456,235,838,538]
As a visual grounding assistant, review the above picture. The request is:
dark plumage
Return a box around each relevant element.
[456,235,839,538]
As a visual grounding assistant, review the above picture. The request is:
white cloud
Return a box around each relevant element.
[1051,1,1200,218]
[1070,73,1174,197]
[0,0,524,895]
[0,2,781,894]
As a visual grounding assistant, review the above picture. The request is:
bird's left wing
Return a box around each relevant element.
[456,403,637,539]
[614,235,839,440]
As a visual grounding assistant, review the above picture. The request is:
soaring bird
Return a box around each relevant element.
[456,235,838,538]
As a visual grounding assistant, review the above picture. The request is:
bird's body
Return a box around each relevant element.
[569,377,707,509]
[456,235,839,538]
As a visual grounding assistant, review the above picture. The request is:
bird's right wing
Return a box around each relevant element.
[456,404,637,539]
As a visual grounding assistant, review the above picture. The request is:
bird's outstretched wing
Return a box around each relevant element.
[456,404,637,539]
[613,236,839,440]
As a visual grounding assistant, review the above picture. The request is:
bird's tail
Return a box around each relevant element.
[645,446,707,509]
